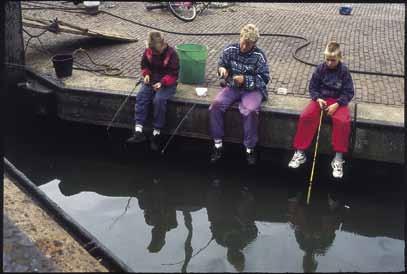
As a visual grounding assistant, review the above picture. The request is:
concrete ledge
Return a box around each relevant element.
[22,69,405,164]
[4,175,108,272]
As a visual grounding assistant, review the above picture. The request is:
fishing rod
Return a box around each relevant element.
[161,235,215,266]
[306,101,358,204]
[161,103,197,155]
[106,79,142,135]
[161,75,228,155]
[306,108,324,205]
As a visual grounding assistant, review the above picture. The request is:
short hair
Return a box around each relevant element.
[240,24,260,43]
[146,31,164,50]
[324,41,342,60]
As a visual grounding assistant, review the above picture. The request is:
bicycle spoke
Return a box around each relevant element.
[168,2,197,22]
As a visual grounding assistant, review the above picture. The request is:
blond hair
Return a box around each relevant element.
[324,41,342,60]
[146,31,164,50]
[240,24,260,43]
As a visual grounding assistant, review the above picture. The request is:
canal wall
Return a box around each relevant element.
[21,68,404,164]
[7,2,403,164]
[4,1,25,88]
[4,158,134,272]
[3,174,109,272]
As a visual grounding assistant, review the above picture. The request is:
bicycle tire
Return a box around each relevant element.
[168,2,197,22]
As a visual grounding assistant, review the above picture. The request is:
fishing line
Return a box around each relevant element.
[106,79,142,136]
[161,103,197,155]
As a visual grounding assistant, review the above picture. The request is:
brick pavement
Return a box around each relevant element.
[22,2,404,106]
[3,175,109,272]
[3,214,58,272]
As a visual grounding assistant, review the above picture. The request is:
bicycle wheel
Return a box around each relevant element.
[168,2,197,22]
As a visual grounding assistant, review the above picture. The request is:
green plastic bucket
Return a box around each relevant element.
[176,44,208,84]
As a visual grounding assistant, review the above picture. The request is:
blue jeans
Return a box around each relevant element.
[135,83,176,129]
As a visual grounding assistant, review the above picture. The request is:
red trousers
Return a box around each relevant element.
[293,98,351,153]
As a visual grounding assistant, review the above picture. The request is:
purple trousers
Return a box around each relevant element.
[209,87,263,148]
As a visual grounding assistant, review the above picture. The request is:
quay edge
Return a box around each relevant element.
[18,68,405,165]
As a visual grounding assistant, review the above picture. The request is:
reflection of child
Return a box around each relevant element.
[206,184,258,271]
[288,191,343,272]
[137,181,178,253]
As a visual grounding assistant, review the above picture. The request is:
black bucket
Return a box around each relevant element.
[52,54,73,78]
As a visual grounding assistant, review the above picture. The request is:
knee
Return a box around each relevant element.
[299,111,316,121]
[332,115,350,126]
[239,105,258,116]
[209,100,222,112]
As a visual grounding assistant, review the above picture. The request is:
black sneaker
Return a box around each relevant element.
[150,134,161,151]
[126,131,146,143]
[246,149,257,165]
[210,146,223,164]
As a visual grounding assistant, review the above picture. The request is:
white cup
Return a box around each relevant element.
[196,87,208,97]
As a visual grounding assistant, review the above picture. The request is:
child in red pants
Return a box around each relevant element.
[288,42,354,178]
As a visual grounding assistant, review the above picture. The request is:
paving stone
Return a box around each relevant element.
[3,214,58,272]
[22,2,404,106]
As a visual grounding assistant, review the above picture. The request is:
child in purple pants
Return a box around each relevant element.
[209,24,270,165]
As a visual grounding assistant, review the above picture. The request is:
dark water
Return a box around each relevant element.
[5,115,405,272]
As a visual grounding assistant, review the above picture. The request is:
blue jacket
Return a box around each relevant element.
[218,43,270,100]
[309,62,354,106]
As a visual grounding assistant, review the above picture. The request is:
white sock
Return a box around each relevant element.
[153,129,160,136]
[296,150,305,155]
[246,148,253,154]
[214,139,222,148]
[334,152,343,161]
[135,124,143,132]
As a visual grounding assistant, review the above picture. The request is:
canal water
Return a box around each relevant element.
[5,115,405,272]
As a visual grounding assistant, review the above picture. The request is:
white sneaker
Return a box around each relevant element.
[288,151,306,168]
[331,159,345,178]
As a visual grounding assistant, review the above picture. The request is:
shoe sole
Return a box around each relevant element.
[288,158,306,168]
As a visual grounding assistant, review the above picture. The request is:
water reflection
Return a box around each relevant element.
[288,184,345,272]
[206,178,258,272]
[5,118,404,272]
[138,178,178,253]
[50,160,404,272]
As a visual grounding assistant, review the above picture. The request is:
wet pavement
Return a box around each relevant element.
[3,214,57,272]
[22,2,404,105]
[3,174,109,272]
